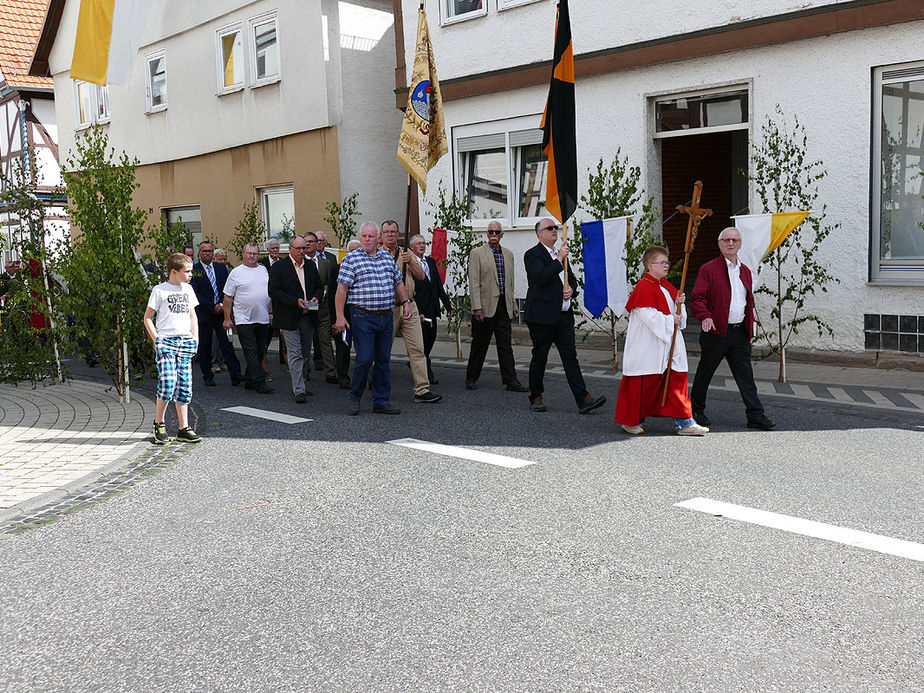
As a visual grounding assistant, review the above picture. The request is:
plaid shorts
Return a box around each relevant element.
[155,335,198,404]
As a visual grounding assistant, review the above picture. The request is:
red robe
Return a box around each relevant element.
[614,273,692,425]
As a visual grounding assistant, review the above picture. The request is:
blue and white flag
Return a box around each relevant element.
[581,217,629,319]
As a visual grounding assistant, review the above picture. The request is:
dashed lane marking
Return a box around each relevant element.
[221,406,313,424]
[675,497,924,564]
[387,438,535,469]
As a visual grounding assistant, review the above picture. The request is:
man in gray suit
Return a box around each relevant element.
[465,221,528,391]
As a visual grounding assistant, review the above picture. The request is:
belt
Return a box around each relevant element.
[728,321,744,329]
[349,304,391,316]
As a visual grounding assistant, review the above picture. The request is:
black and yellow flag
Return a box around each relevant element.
[540,0,576,225]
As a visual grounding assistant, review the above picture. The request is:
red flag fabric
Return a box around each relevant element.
[430,228,447,283]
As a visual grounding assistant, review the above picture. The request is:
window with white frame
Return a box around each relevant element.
[498,0,544,10]
[441,0,486,24]
[164,205,202,249]
[250,13,280,84]
[217,24,244,92]
[260,185,295,243]
[73,81,110,128]
[653,87,748,138]
[144,51,167,112]
[872,61,924,284]
[454,116,548,227]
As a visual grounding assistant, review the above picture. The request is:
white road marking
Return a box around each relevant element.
[221,406,313,424]
[387,438,535,469]
[826,386,859,405]
[675,497,924,563]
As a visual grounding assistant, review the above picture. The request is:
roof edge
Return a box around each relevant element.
[29,0,68,77]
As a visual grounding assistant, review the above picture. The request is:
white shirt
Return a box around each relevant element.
[147,282,199,337]
[726,257,746,324]
[545,244,570,311]
[621,287,688,376]
[223,264,270,325]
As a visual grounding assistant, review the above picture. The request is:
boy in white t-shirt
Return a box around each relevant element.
[143,253,201,444]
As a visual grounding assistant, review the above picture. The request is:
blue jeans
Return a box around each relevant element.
[349,308,393,407]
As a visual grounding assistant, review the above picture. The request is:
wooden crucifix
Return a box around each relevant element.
[660,181,712,406]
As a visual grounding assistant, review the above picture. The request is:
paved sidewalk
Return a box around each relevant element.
[0,380,155,522]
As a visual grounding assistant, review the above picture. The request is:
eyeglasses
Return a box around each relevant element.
[487,230,503,235]
[719,238,741,244]
[651,261,670,266]
[540,225,559,232]
[290,245,306,251]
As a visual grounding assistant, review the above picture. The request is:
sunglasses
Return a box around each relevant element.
[540,225,560,232]
[487,230,503,235]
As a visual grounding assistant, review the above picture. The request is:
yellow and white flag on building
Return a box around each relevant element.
[396,6,447,195]
[71,0,155,86]
[731,211,810,272]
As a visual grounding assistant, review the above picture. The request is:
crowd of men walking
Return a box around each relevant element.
[176,217,773,430]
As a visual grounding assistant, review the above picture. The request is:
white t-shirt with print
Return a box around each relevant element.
[147,281,199,337]
[223,264,271,325]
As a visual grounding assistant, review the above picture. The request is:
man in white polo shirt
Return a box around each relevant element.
[223,243,273,394]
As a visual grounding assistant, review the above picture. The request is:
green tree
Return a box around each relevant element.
[324,192,361,248]
[227,200,266,260]
[53,127,154,400]
[568,151,660,369]
[427,185,479,359]
[748,108,839,382]
[0,149,63,385]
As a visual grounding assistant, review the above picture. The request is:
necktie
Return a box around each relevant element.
[421,257,430,280]
[205,263,219,303]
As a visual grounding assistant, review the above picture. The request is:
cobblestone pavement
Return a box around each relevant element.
[0,379,156,521]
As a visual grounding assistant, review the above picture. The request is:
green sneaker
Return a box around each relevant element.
[152,421,169,445]
[176,426,201,443]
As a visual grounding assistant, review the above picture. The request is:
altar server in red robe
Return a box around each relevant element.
[614,246,709,436]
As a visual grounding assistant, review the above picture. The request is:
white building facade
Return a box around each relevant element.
[32,0,408,252]
[400,0,924,357]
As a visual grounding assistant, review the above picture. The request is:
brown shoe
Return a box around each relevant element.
[529,396,547,412]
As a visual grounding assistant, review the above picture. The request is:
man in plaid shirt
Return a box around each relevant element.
[334,222,413,415]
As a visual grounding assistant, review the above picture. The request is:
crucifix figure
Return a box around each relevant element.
[661,181,712,405]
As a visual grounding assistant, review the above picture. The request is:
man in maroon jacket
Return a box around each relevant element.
[689,227,775,430]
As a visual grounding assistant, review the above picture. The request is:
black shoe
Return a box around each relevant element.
[693,411,712,427]
[203,379,216,387]
[176,427,201,443]
[465,380,478,390]
[326,376,339,384]
[152,421,169,445]
[578,394,607,414]
[373,404,401,414]
[529,396,547,412]
[747,414,776,430]
[231,375,243,386]
[506,381,529,392]
[414,391,442,403]
[349,399,360,416]
[256,384,274,394]
[295,392,307,403]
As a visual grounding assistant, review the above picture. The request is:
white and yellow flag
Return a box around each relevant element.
[396,7,447,195]
[731,211,810,272]
[71,0,155,86]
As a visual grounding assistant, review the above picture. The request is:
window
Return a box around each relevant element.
[498,0,544,10]
[454,116,548,228]
[144,51,167,112]
[260,186,295,243]
[441,0,486,24]
[250,14,280,84]
[872,62,924,284]
[654,87,748,138]
[217,24,244,92]
[73,81,110,128]
[163,206,202,249]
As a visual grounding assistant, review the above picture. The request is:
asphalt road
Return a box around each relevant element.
[2,359,923,692]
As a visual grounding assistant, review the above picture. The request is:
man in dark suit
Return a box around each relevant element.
[268,235,324,403]
[408,234,453,384]
[523,218,606,414]
[258,239,284,368]
[689,226,775,430]
[190,241,242,386]
[303,232,338,383]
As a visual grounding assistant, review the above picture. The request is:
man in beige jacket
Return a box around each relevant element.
[465,221,529,391]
